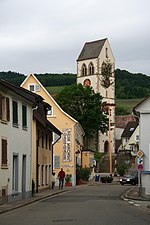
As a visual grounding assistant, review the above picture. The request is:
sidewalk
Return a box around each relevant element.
[0,187,74,214]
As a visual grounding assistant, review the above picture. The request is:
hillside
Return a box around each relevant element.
[0,69,150,100]
[115,69,150,99]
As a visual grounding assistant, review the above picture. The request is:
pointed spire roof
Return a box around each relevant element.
[77,38,107,61]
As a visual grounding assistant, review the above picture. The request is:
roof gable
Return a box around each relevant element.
[21,74,78,124]
[77,38,107,61]
[0,78,42,105]
[134,97,150,113]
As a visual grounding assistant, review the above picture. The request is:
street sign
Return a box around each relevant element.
[137,157,143,164]
[141,171,150,174]
[137,150,144,158]
[137,164,143,170]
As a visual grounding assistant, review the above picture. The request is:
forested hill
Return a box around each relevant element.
[115,69,150,99]
[0,69,150,99]
[0,71,76,87]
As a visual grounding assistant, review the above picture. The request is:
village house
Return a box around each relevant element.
[0,79,61,203]
[134,97,150,198]
[21,74,84,186]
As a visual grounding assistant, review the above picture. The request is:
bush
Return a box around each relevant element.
[117,163,129,176]
[76,166,91,181]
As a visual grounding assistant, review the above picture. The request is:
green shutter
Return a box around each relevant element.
[13,100,18,124]
[2,139,7,165]
[6,97,10,121]
[22,105,27,127]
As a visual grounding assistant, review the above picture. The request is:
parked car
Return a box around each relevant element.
[119,174,138,185]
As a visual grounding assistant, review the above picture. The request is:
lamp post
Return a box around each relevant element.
[108,93,112,176]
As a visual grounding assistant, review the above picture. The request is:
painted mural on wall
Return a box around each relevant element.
[62,128,72,162]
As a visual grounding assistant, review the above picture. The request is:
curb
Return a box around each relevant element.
[0,189,69,215]
[121,187,150,210]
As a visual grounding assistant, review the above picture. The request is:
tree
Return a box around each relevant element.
[56,83,108,148]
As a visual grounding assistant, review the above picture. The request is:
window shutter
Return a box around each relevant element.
[22,105,27,127]
[6,97,10,121]
[2,139,7,165]
[0,93,3,120]
[13,100,18,124]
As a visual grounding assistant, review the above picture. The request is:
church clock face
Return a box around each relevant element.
[83,78,91,87]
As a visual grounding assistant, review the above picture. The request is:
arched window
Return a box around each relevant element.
[105,47,108,58]
[89,62,94,75]
[104,140,109,153]
[81,63,87,76]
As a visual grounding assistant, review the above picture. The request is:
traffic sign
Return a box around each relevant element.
[137,157,143,164]
[137,164,143,170]
[137,150,144,158]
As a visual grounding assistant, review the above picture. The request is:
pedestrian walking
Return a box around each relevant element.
[51,172,56,189]
[58,168,65,189]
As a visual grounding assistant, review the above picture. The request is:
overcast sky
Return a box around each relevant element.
[0,0,150,75]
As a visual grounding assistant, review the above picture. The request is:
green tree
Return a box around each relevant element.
[56,83,108,148]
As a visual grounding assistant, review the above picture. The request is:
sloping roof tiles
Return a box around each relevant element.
[121,121,138,138]
[77,38,107,61]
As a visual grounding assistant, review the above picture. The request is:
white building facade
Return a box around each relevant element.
[135,97,150,198]
[0,80,33,203]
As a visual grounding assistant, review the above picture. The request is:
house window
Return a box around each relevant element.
[54,156,60,169]
[1,139,7,166]
[106,47,108,58]
[82,64,87,76]
[45,165,48,185]
[42,131,44,148]
[41,165,44,185]
[12,100,18,127]
[37,129,40,146]
[29,84,40,92]
[47,107,52,116]
[12,154,18,192]
[49,136,52,150]
[89,62,94,75]
[29,85,34,92]
[22,104,27,129]
[0,94,10,122]
[46,134,48,149]
[135,135,139,142]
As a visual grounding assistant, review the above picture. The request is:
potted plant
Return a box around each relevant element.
[65,174,72,186]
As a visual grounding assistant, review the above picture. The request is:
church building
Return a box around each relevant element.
[76,38,115,172]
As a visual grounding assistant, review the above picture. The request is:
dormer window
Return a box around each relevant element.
[81,64,87,76]
[47,107,52,116]
[89,62,94,75]
[46,105,53,116]
[130,127,134,132]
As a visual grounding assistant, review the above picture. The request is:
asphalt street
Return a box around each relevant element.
[0,184,150,225]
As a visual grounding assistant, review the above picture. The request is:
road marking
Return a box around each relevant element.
[128,201,134,204]
[134,203,140,207]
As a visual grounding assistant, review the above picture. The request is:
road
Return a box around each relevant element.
[0,184,150,225]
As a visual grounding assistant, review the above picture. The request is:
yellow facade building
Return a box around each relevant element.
[21,74,84,186]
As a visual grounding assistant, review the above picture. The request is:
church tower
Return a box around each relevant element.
[76,38,115,169]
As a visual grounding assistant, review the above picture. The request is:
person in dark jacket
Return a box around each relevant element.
[58,168,65,189]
